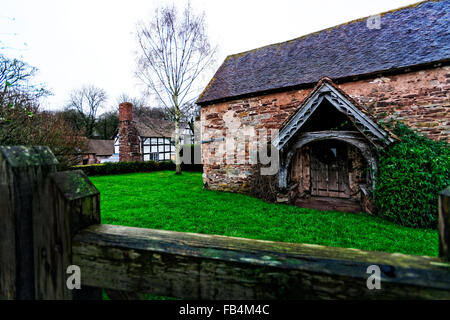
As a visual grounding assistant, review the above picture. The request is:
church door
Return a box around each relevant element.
[310,141,350,198]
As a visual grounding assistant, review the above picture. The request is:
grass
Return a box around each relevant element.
[90,171,438,257]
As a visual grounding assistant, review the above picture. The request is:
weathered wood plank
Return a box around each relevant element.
[439,186,450,261]
[0,146,58,300]
[73,224,450,300]
[295,197,361,213]
[34,170,102,300]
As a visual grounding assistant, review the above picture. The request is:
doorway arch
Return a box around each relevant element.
[278,131,377,191]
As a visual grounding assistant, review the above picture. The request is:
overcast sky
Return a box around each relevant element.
[1,0,419,113]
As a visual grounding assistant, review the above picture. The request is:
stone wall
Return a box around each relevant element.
[201,65,450,192]
[341,66,450,142]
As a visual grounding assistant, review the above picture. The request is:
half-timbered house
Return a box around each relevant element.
[115,102,195,162]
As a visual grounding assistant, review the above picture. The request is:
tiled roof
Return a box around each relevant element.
[134,114,175,137]
[197,0,450,105]
[133,113,190,138]
[87,139,114,156]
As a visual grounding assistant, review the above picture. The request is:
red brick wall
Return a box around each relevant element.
[200,65,450,191]
[118,102,142,162]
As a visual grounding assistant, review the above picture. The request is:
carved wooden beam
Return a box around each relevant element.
[292,131,366,148]
[274,82,395,150]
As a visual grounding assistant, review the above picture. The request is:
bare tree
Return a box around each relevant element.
[0,55,50,104]
[94,110,119,140]
[176,101,200,132]
[0,56,86,168]
[116,93,147,110]
[136,2,216,174]
[0,55,36,93]
[117,92,168,120]
[66,85,107,138]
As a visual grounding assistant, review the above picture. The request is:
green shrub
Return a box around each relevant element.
[72,161,172,176]
[72,160,202,176]
[374,122,450,229]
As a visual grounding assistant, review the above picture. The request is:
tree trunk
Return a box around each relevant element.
[175,106,181,175]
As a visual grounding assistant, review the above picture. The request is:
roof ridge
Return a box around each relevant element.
[197,0,448,105]
[225,0,434,60]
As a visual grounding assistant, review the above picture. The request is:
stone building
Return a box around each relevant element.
[197,0,450,212]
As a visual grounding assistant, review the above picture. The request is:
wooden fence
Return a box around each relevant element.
[1,146,449,300]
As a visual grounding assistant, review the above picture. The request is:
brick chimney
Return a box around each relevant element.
[118,102,142,162]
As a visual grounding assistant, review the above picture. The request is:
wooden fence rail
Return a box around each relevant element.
[1,146,450,300]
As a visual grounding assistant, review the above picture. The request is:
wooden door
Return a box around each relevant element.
[310,141,349,198]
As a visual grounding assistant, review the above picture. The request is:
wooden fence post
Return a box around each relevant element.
[34,169,102,299]
[439,186,450,261]
[0,146,102,300]
[0,146,58,299]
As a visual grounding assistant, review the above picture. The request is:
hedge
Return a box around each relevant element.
[71,160,203,176]
[374,122,450,229]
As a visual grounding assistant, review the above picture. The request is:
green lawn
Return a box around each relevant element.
[90,171,438,257]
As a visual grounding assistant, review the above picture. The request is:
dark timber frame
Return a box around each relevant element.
[141,136,175,162]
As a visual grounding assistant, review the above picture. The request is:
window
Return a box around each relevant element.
[114,135,120,154]
[150,153,159,161]
[142,136,174,162]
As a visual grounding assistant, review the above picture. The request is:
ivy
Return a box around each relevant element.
[374,122,450,229]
